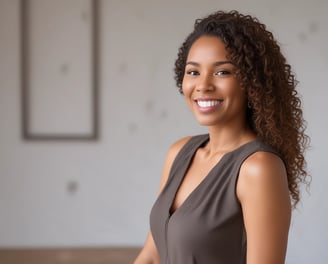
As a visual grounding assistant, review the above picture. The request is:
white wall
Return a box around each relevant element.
[0,0,327,263]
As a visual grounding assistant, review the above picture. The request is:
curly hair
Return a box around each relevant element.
[174,10,310,207]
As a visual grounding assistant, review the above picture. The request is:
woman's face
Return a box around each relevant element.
[182,35,247,128]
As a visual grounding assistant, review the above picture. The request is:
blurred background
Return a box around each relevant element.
[0,0,327,263]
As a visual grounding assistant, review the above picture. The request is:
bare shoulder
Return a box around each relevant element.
[237,151,291,263]
[241,151,286,181]
[167,136,193,158]
[237,151,289,201]
[158,136,193,192]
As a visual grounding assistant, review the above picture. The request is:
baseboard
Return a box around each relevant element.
[0,247,141,264]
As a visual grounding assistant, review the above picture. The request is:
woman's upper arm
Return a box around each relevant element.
[134,136,192,264]
[237,151,291,264]
[134,231,160,264]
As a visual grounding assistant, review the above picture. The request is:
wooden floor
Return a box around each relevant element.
[0,247,141,264]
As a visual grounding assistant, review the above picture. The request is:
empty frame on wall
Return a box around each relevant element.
[21,0,99,140]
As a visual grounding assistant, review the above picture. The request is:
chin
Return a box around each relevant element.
[195,118,219,127]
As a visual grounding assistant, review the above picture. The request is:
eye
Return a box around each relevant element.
[186,70,199,76]
[215,70,231,76]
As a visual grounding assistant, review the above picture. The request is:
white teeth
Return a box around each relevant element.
[197,100,221,107]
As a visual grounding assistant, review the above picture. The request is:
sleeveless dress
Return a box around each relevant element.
[150,134,280,264]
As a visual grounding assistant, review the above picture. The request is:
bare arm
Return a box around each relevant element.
[133,231,160,264]
[134,136,192,264]
[237,152,291,264]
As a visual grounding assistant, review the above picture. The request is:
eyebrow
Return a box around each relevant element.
[186,61,234,67]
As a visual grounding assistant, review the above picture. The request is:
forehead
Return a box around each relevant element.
[187,36,228,62]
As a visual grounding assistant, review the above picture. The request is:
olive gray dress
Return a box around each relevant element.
[150,134,280,264]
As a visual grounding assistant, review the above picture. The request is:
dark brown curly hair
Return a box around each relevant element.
[174,10,310,207]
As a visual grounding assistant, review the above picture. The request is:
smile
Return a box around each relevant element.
[196,100,223,108]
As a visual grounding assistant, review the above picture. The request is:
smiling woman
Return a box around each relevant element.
[134,10,309,264]
[182,36,246,127]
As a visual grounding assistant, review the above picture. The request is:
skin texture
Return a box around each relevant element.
[135,36,291,264]
[182,36,247,128]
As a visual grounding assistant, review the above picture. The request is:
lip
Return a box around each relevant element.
[194,98,223,113]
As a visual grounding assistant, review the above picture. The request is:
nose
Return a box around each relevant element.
[196,74,215,92]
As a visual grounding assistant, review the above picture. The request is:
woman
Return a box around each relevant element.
[134,10,309,264]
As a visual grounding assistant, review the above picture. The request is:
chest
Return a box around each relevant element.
[150,148,246,264]
[170,151,225,214]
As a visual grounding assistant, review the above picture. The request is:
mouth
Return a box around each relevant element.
[195,99,223,108]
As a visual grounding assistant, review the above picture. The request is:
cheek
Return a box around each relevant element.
[181,78,193,95]
[222,81,244,98]
[232,89,247,107]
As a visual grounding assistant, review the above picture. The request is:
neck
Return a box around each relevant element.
[205,124,256,154]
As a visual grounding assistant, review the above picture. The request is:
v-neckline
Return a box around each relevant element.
[168,135,257,218]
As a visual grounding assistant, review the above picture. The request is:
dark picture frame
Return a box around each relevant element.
[20,0,99,141]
